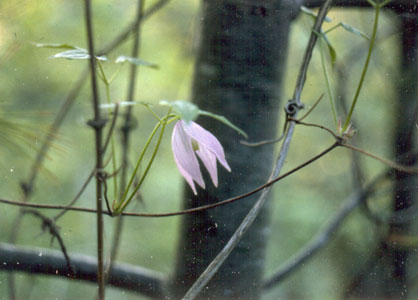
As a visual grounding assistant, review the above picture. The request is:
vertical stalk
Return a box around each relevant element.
[84,0,105,298]
[111,0,145,264]
[319,38,337,126]
[343,2,380,131]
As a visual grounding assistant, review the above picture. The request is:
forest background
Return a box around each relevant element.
[0,0,416,299]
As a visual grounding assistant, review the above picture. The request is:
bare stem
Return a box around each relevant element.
[84,0,105,298]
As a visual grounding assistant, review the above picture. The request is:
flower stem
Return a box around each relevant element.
[320,37,337,126]
[122,117,168,209]
[114,120,162,213]
[97,60,119,200]
[343,2,380,131]
[113,110,173,214]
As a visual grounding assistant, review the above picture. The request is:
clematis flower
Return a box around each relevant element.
[172,120,231,195]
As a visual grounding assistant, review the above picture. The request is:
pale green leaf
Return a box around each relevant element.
[340,22,370,40]
[321,34,337,66]
[199,110,248,138]
[115,55,158,69]
[160,100,199,123]
[51,49,108,61]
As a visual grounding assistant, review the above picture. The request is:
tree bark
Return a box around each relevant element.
[385,13,418,299]
[170,1,300,299]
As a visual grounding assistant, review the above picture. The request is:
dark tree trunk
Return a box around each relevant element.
[170,0,300,299]
[385,13,418,299]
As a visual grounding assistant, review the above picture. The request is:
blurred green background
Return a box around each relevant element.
[0,1,406,299]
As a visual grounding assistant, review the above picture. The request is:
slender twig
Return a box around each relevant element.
[290,118,340,140]
[181,3,335,299]
[0,143,338,218]
[263,171,390,289]
[240,118,289,147]
[0,242,167,299]
[53,170,95,221]
[84,0,106,298]
[111,0,146,274]
[342,143,418,173]
[97,0,169,56]
[22,210,75,276]
[298,93,325,121]
[102,103,120,154]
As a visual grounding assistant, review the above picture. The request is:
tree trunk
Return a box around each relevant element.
[385,13,418,299]
[170,0,300,299]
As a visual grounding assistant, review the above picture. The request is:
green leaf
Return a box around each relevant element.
[115,55,158,69]
[160,100,199,123]
[321,34,337,66]
[51,49,108,61]
[340,22,370,40]
[199,110,248,138]
[160,100,247,137]
[300,6,332,23]
[34,42,79,50]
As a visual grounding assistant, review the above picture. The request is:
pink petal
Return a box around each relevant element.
[182,121,231,172]
[196,146,219,187]
[172,121,205,195]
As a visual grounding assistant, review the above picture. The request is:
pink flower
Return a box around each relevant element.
[172,120,231,195]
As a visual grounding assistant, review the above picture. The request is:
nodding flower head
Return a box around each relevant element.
[171,120,231,195]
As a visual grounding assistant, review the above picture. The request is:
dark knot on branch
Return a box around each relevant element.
[285,99,304,116]
[87,118,107,130]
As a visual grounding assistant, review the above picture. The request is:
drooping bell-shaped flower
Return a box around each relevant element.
[172,120,231,195]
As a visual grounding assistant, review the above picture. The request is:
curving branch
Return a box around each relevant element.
[0,243,167,299]
[263,171,391,289]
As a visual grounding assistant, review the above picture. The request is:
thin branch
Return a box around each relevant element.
[53,170,95,221]
[263,171,390,289]
[240,118,289,147]
[22,210,75,276]
[97,0,169,56]
[111,0,146,274]
[0,242,167,299]
[290,118,340,140]
[0,143,338,218]
[102,103,120,154]
[342,143,418,173]
[84,0,105,297]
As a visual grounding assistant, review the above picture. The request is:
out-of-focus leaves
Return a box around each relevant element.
[115,55,158,69]
[50,49,108,61]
